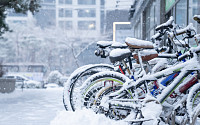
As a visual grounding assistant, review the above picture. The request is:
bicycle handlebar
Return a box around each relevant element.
[157,53,177,59]
[178,46,200,61]
[155,16,174,31]
[178,52,190,61]
[194,15,200,24]
[155,24,173,32]
[175,23,196,36]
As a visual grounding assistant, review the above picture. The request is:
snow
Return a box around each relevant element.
[157,53,177,58]
[125,37,153,47]
[138,49,157,56]
[80,71,130,94]
[141,100,162,124]
[155,16,174,30]
[175,23,196,36]
[190,45,200,53]
[50,109,128,125]
[0,88,64,125]
[186,83,200,120]
[0,88,130,125]
[195,34,200,43]
[194,15,200,19]
[109,48,131,57]
[151,32,161,40]
[111,42,127,48]
[97,41,113,47]
[109,55,199,99]
[151,58,168,73]
[63,64,114,111]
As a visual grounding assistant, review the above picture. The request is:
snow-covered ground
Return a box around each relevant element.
[0,88,128,125]
[1,88,199,125]
[0,88,175,125]
[0,88,64,125]
[51,109,128,125]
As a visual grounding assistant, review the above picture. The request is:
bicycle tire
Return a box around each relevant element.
[63,64,114,111]
[187,83,200,124]
[79,71,131,119]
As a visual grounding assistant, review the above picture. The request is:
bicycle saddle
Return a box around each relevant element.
[111,42,127,48]
[125,37,154,50]
[133,50,158,63]
[109,49,132,63]
[97,41,113,48]
[194,15,200,24]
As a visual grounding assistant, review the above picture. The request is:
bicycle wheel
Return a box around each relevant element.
[187,83,200,124]
[79,71,133,119]
[63,64,114,111]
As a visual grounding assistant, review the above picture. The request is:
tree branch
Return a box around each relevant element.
[0,0,10,6]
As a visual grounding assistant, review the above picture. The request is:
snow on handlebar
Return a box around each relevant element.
[155,16,174,31]
[178,46,200,61]
[168,23,196,38]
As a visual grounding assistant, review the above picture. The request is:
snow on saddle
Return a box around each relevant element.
[97,41,127,48]
[194,15,200,24]
[97,41,113,48]
[125,37,154,50]
[133,50,158,63]
[109,49,132,63]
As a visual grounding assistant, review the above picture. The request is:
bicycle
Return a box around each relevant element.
[81,45,200,124]
[63,41,128,111]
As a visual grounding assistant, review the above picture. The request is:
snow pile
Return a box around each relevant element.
[50,109,128,125]
[47,70,63,85]
[141,102,162,119]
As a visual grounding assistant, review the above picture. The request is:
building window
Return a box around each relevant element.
[9,20,27,25]
[101,0,105,5]
[144,2,156,40]
[59,21,72,30]
[193,0,198,3]
[189,0,200,37]
[134,21,141,39]
[78,0,96,5]
[78,9,96,17]
[7,9,27,17]
[59,9,72,17]
[43,0,55,3]
[189,0,199,23]
[59,0,72,5]
[78,21,96,30]
[175,0,187,27]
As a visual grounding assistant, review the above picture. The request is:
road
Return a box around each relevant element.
[0,88,65,125]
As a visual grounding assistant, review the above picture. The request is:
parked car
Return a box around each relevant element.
[44,83,60,89]
[3,75,42,89]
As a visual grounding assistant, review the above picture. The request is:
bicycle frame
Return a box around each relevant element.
[107,53,200,105]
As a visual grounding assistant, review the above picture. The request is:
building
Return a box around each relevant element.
[130,0,200,41]
[6,0,56,28]
[102,0,134,41]
[55,0,102,42]
[35,0,56,28]
[6,10,30,25]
